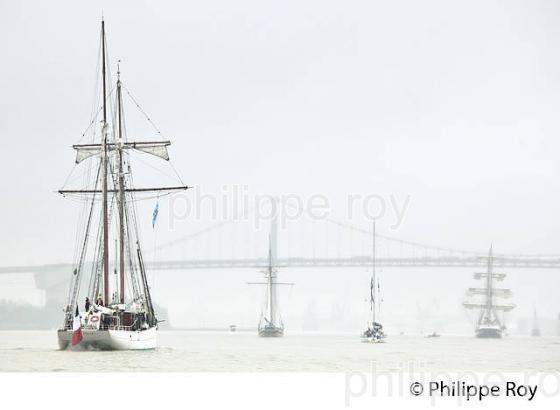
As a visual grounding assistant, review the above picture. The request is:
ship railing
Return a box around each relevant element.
[106,325,136,331]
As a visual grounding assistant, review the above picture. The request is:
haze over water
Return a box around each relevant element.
[1,331,558,372]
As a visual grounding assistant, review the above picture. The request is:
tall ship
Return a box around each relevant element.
[250,234,292,337]
[57,20,188,350]
[463,245,515,338]
[361,219,386,343]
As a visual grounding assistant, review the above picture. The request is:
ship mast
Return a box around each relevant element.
[268,235,274,325]
[485,245,494,322]
[372,219,376,325]
[117,62,125,304]
[101,19,110,305]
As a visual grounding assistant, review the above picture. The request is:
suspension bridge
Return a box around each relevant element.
[2,213,560,276]
[1,213,558,306]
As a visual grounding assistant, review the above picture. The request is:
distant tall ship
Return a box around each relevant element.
[463,245,515,338]
[361,219,386,343]
[531,305,541,337]
[57,20,188,350]
[250,234,293,337]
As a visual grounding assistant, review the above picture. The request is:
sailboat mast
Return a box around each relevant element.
[117,65,125,304]
[372,219,376,324]
[268,237,274,324]
[101,19,110,305]
[486,246,493,320]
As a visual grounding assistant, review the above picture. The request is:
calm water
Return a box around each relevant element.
[0,331,559,372]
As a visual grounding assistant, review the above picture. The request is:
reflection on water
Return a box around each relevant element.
[0,331,558,372]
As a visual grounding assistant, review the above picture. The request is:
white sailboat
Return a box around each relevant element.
[361,219,386,343]
[57,19,189,350]
[463,245,515,338]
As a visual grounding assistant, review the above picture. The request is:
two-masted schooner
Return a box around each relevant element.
[57,20,188,350]
[463,245,515,338]
[361,219,386,343]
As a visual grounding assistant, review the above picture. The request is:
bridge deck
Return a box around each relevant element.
[1,255,559,275]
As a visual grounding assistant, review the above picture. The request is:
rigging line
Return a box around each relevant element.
[125,200,142,299]
[121,83,186,185]
[123,149,183,183]
[74,143,98,252]
[68,161,102,306]
[61,163,80,191]
[121,90,185,185]
[61,161,103,191]
[78,106,102,143]
[121,84,164,137]
[71,169,102,308]
[76,85,118,144]
[87,214,103,303]
[168,160,185,186]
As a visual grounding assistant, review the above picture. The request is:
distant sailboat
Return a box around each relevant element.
[463,245,515,338]
[57,19,189,350]
[249,234,293,337]
[531,306,541,337]
[361,219,386,343]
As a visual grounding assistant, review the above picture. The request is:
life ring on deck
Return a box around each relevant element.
[90,316,100,323]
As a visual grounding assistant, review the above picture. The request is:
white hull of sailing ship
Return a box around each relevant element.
[475,324,502,339]
[258,324,284,338]
[360,334,386,343]
[57,327,156,350]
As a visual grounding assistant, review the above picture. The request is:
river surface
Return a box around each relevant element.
[0,331,558,372]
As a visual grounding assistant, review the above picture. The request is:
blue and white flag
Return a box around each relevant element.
[152,202,159,228]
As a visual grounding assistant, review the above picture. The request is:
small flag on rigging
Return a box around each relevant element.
[71,305,83,346]
[152,201,159,228]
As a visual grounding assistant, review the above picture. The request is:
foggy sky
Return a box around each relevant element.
[1,1,560,329]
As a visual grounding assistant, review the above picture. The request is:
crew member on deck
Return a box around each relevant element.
[85,297,90,312]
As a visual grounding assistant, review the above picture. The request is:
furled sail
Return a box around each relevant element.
[473,272,506,280]
[73,141,171,163]
[127,141,170,160]
[463,302,515,312]
[75,145,102,163]
[467,288,512,297]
